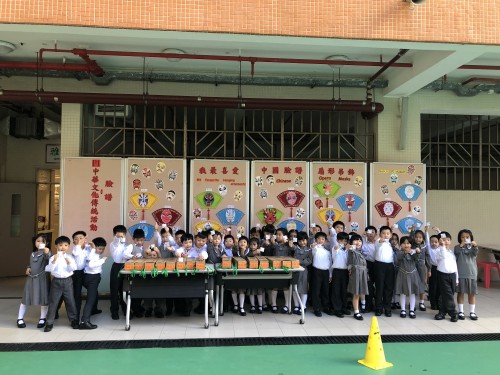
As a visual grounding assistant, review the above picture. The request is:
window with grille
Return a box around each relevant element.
[421,114,500,190]
[82,104,374,163]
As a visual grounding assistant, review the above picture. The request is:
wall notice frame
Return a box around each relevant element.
[46,144,61,163]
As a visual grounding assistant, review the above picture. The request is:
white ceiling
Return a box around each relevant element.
[1,24,500,97]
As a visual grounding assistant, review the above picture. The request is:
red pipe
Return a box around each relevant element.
[0,62,96,72]
[459,65,500,71]
[39,48,413,69]
[367,49,409,85]
[0,90,384,113]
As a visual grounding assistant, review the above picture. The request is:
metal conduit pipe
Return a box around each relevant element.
[0,62,97,72]
[0,90,384,113]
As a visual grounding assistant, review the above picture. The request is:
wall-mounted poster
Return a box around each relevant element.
[370,162,426,235]
[251,161,309,232]
[126,158,186,241]
[309,162,367,233]
[190,159,249,236]
[61,157,123,245]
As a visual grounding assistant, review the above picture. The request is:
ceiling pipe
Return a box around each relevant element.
[367,49,409,86]
[462,77,500,86]
[0,90,384,114]
[459,65,500,71]
[0,61,97,72]
[38,48,412,70]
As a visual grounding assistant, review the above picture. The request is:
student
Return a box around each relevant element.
[429,231,459,322]
[455,229,479,320]
[69,231,89,323]
[174,233,197,316]
[347,233,368,321]
[127,228,146,317]
[425,225,441,310]
[328,220,345,249]
[390,232,401,310]
[361,226,377,313]
[395,236,423,319]
[79,237,107,329]
[109,224,130,320]
[207,231,232,264]
[410,227,429,311]
[330,232,350,318]
[189,232,209,315]
[17,234,50,329]
[311,231,334,317]
[231,236,250,316]
[268,228,292,313]
[247,238,264,314]
[292,231,313,314]
[374,225,397,317]
[44,236,79,332]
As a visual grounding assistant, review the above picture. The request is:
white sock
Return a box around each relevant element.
[393,294,399,303]
[231,292,238,305]
[470,304,475,313]
[399,294,406,310]
[239,294,245,309]
[361,300,366,307]
[249,295,255,307]
[293,293,299,307]
[458,303,464,313]
[409,294,416,311]
[257,294,263,306]
[18,303,26,320]
[301,294,308,307]
[40,305,48,319]
[419,299,424,304]
[283,290,290,309]
[354,309,359,314]
[271,290,278,306]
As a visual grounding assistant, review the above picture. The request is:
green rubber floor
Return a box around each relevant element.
[1,341,498,374]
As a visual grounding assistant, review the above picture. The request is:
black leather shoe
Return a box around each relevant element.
[384,309,392,317]
[334,311,345,318]
[323,309,335,316]
[375,309,382,316]
[342,309,351,315]
[17,319,26,328]
[314,310,322,317]
[91,309,102,315]
[37,318,46,329]
[71,320,80,329]
[44,324,53,332]
[434,313,445,320]
[79,321,97,330]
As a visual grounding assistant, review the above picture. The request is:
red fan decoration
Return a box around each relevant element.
[277,189,305,217]
[374,199,402,226]
[152,208,182,226]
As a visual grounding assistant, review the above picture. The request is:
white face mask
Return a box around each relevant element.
[38,243,46,250]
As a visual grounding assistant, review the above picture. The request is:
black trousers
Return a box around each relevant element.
[374,261,395,310]
[437,271,457,317]
[366,260,376,310]
[331,268,349,312]
[72,269,84,319]
[110,262,125,314]
[81,273,101,322]
[429,265,441,308]
[47,277,77,325]
[312,268,330,312]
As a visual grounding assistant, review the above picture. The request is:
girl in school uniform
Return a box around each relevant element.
[247,238,264,314]
[231,236,250,316]
[17,234,51,328]
[395,236,424,319]
[347,234,369,321]
[410,228,430,311]
[292,231,313,314]
[455,229,479,320]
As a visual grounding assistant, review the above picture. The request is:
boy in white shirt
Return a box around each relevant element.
[109,225,129,320]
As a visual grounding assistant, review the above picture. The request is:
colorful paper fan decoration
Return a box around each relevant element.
[216,207,245,230]
[396,216,423,235]
[128,222,155,241]
[151,208,182,226]
[317,208,343,226]
[193,220,222,233]
[277,219,305,232]
[396,183,423,212]
[256,207,284,226]
[277,189,305,217]
[336,193,364,222]
[129,191,158,220]
[374,199,403,226]
[313,181,341,207]
[194,190,223,220]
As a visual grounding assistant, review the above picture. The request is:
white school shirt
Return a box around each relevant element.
[329,228,340,249]
[425,233,438,267]
[45,253,77,278]
[375,240,394,263]
[72,244,90,270]
[110,236,132,263]
[331,247,348,269]
[361,240,376,262]
[153,231,177,248]
[84,249,106,274]
[312,245,332,272]
[187,244,209,259]
[433,246,459,282]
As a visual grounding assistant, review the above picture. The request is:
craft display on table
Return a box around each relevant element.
[232,257,247,269]
[256,256,269,269]
[396,183,423,212]
[151,207,182,227]
[313,181,341,207]
[221,256,232,269]
[248,258,259,269]
[374,199,403,226]
[216,207,245,232]
[336,192,364,222]
[256,207,284,226]
[396,216,424,235]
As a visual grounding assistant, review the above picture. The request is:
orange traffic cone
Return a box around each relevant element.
[358,316,393,370]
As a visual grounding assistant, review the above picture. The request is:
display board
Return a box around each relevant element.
[126,158,186,240]
[309,162,367,233]
[190,159,249,236]
[370,162,426,234]
[251,161,309,232]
